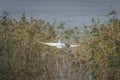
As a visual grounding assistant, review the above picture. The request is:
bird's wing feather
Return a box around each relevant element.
[36,40,57,46]
[41,42,57,46]
[70,45,79,47]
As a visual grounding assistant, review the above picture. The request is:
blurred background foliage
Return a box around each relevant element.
[0,11,120,80]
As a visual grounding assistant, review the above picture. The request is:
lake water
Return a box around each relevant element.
[0,1,120,30]
[0,8,114,29]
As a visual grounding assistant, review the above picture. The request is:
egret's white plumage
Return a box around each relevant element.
[37,39,79,49]
[70,45,79,47]
[41,42,58,46]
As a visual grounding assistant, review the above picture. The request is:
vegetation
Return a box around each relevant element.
[0,11,120,80]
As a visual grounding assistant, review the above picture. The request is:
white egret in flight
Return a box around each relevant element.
[37,39,79,49]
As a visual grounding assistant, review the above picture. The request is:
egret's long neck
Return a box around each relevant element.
[58,39,61,43]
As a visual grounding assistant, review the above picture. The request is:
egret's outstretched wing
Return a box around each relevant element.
[36,40,57,46]
[70,45,79,47]
[41,42,57,46]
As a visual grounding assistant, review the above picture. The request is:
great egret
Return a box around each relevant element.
[37,39,79,49]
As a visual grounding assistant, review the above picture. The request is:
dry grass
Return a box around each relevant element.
[0,12,120,80]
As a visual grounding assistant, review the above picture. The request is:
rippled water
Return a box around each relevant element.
[0,0,120,29]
